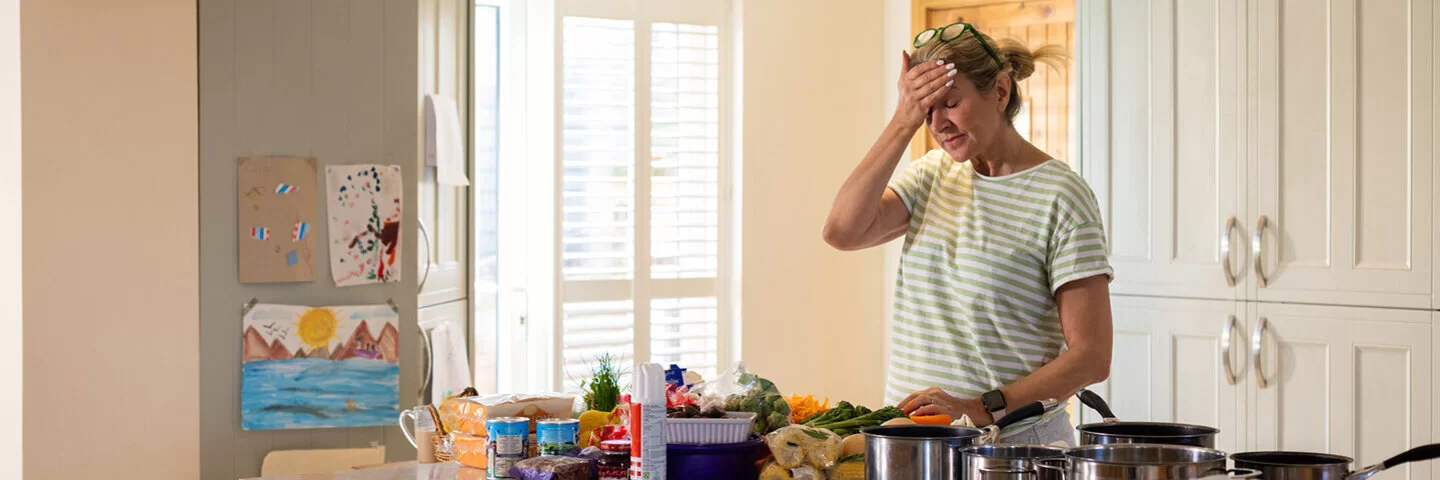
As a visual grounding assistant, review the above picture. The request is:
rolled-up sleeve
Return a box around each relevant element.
[887,149,943,214]
[1047,221,1113,293]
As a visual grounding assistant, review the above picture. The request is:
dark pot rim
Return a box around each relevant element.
[861,424,986,440]
[1230,451,1355,467]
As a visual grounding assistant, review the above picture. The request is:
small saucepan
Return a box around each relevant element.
[1075,389,1219,448]
[864,401,1054,480]
[1231,444,1440,480]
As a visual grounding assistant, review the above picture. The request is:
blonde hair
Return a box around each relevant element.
[911,28,1069,125]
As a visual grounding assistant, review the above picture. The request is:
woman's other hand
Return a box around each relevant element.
[897,386,995,426]
[894,51,957,130]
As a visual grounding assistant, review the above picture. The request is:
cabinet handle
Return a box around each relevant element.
[1252,316,1269,389]
[418,321,434,405]
[417,219,433,294]
[1253,215,1268,287]
[1221,216,1238,286]
[1221,314,1238,385]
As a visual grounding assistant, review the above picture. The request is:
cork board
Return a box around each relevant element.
[238,156,318,283]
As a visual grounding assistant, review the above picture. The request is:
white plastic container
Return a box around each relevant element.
[664,412,758,445]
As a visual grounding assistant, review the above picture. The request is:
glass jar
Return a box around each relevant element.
[597,440,631,480]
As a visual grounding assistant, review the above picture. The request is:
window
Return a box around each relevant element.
[555,0,732,391]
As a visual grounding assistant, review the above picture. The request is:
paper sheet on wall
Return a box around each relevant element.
[428,321,473,405]
[326,164,403,287]
[237,157,318,283]
[241,303,400,430]
[424,94,470,186]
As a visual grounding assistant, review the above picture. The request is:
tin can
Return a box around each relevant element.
[485,417,530,479]
[537,418,581,456]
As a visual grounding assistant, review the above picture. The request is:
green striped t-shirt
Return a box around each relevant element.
[884,149,1112,431]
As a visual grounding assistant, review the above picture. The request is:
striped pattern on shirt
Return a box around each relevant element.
[884,149,1113,431]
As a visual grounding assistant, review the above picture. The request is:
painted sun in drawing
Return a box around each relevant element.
[295,307,340,349]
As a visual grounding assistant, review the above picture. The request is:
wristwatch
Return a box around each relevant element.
[981,389,1007,420]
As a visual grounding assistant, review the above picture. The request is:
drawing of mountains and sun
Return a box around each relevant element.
[241,303,400,430]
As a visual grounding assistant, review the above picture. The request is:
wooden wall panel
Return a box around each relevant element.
[912,0,1074,163]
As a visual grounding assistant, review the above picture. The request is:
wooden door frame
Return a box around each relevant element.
[908,0,1074,159]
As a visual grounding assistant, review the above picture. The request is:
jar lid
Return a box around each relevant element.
[599,439,631,452]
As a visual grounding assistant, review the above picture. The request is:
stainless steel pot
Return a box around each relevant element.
[1230,444,1440,480]
[1035,444,1258,480]
[961,445,1065,480]
[978,467,1038,480]
[864,401,1050,480]
[1076,390,1219,448]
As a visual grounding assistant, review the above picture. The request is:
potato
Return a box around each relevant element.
[841,433,866,457]
[881,417,916,426]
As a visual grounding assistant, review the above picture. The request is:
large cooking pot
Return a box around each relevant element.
[1230,444,1440,480]
[864,401,1051,480]
[1035,444,1258,480]
[961,444,1065,480]
[1076,389,1219,448]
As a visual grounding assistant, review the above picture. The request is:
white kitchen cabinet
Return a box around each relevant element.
[1249,0,1434,309]
[1079,0,1436,309]
[1247,303,1431,479]
[1078,0,1248,301]
[1086,296,1245,453]
[417,0,472,309]
[417,173,471,308]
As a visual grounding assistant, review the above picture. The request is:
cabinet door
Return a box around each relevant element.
[1250,304,1431,479]
[1077,0,1247,300]
[1250,0,1433,309]
[417,0,472,308]
[1088,296,1245,453]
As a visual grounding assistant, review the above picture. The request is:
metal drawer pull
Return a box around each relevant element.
[1221,315,1238,385]
[417,219,433,294]
[1253,215,1268,287]
[1252,316,1269,389]
[1221,216,1238,286]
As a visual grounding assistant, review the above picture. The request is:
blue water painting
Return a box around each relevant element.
[241,358,400,430]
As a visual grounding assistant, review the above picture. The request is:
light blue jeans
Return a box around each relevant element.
[996,410,1075,446]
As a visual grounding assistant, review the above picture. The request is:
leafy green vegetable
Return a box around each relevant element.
[800,428,830,441]
[578,353,624,412]
[808,406,907,437]
[838,454,865,464]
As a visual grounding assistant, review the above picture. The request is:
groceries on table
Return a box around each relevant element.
[413,359,930,480]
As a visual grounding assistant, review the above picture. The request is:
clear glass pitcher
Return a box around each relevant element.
[398,406,438,463]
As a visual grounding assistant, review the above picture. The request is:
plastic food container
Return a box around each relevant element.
[666,436,767,480]
[665,411,758,445]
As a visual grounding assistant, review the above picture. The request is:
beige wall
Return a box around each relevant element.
[0,0,20,476]
[738,0,890,407]
[21,0,199,478]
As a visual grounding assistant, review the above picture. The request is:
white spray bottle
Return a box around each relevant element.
[629,362,668,480]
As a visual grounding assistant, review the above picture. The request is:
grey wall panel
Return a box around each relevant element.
[199,0,421,478]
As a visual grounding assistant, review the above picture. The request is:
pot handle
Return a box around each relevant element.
[1035,457,1067,480]
[1077,389,1119,422]
[1381,443,1440,470]
[994,401,1048,430]
[1230,468,1262,479]
[1347,445,1440,480]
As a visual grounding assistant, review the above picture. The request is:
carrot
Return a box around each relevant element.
[786,394,830,424]
[909,414,953,425]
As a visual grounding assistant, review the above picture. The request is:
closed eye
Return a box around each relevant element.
[944,101,958,108]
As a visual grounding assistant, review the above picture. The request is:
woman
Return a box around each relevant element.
[822,24,1113,445]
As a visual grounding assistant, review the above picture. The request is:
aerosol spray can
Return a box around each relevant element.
[629,363,667,480]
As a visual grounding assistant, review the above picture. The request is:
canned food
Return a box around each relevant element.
[537,418,581,456]
[485,417,530,479]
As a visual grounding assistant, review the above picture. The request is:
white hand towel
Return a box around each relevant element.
[424,94,470,186]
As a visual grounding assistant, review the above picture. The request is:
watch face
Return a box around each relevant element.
[983,391,1005,410]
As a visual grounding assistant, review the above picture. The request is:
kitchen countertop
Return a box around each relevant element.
[243,463,487,480]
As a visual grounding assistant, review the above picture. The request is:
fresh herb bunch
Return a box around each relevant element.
[580,353,624,412]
